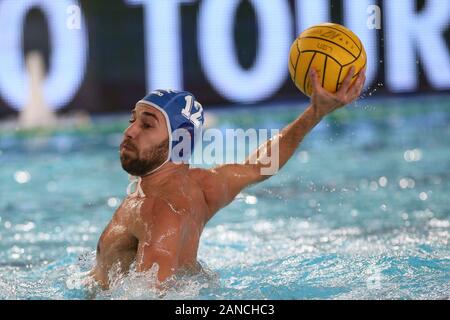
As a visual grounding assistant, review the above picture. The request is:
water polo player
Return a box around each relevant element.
[92,68,366,289]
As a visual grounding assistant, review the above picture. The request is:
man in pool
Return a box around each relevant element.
[91,67,366,289]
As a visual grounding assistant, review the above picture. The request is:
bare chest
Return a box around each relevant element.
[96,197,147,262]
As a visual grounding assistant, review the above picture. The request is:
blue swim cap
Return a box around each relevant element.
[137,89,204,164]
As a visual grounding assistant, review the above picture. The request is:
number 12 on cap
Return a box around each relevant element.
[181,95,203,128]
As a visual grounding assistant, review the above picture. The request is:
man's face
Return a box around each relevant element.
[120,103,169,176]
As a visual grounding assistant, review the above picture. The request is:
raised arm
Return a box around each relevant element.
[202,66,366,219]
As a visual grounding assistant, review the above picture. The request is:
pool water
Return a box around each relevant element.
[0,95,449,299]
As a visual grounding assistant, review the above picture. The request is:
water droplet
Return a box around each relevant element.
[245,195,258,205]
[378,176,388,187]
[14,171,31,184]
[107,197,119,208]
[399,178,415,189]
[419,192,428,201]
[404,149,422,162]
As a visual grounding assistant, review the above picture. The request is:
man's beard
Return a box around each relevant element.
[120,139,169,176]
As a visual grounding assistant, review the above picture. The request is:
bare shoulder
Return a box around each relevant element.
[188,167,226,193]
[134,194,183,239]
[140,172,208,223]
[139,192,184,221]
[188,167,229,220]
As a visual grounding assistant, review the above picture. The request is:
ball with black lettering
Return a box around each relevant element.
[288,22,367,97]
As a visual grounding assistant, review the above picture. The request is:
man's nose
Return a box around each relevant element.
[124,121,139,139]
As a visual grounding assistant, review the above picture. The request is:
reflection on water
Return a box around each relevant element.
[0,96,449,299]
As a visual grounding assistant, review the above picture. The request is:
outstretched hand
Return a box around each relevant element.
[309,66,366,118]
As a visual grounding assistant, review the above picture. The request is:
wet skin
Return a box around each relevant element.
[92,68,366,289]
[92,165,211,288]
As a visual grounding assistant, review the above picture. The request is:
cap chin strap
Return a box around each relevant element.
[126,175,145,198]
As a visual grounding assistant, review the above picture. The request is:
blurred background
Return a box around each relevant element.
[0,0,449,299]
[0,0,449,116]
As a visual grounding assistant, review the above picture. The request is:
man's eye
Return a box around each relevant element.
[142,123,152,129]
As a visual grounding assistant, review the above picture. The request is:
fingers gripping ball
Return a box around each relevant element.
[288,23,367,97]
